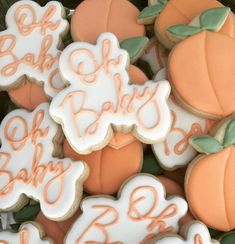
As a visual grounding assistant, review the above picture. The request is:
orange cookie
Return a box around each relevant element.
[8,77,49,111]
[158,176,194,225]
[63,135,143,195]
[186,115,235,231]
[71,0,145,44]
[138,0,235,49]
[169,31,235,119]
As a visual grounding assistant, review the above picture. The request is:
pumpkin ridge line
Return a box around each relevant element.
[223,147,232,228]
[203,32,223,115]
[169,1,190,22]
[99,149,104,193]
[105,0,113,33]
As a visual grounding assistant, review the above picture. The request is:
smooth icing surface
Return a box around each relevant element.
[186,147,235,231]
[220,232,235,244]
[50,32,171,154]
[0,0,68,97]
[155,222,218,244]
[63,138,142,194]
[153,68,214,169]
[70,0,145,44]
[0,103,86,220]
[155,0,235,49]
[65,175,188,243]
[153,96,213,169]
[167,7,230,38]
[0,222,51,244]
[8,77,49,111]
[169,31,235,118]
[140,38,169,76]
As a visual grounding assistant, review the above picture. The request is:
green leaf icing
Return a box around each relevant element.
[14,204,40,223]
[220,232,235,244]
[190,136,224,154]
[141,153,162,175]
[120,37,149,63]
[200,7,230,30]
[167,25,202,38]
[138,3,167,24]
[167,7,230,39]
[223,119,235,147]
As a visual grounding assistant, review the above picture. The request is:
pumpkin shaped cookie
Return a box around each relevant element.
[64,134,143,195]
[169,31,235,119]
[71,0,145,44]
[8,77,49,111]
[138,0,235,49]
[186,115,235,231]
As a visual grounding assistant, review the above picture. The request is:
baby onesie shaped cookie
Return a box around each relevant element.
[0,222,52,244]
[65,174,188,243]
[0,103,87,221]
[50,32,171,154]
[0,0,68,97]
[154,221,219,244]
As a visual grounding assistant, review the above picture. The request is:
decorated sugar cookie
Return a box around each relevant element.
[138,0,235,49]
[169,30,235,119]
[186,115,235,231]
[50,32,171,154]
[154,221,219,244]
[0,0,68,98]
[71,0,145,44]
[64,134,143,195]
[8,77,49,111]
[140,38,169,77]
[153,96,214,169]
[0,222,52,243]
[152,68,215,169]
[0,103,88,220]
[65,174,188,243]
[219,232,235,244]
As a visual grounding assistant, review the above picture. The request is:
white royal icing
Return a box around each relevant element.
[140,38,168,77]
[0,103,86,220]
[65,175,188,243]
[154,222,219,244]
[0,0,68,97]
[152,69,212,169]
[50,32,172,154]
[0,222,51,244]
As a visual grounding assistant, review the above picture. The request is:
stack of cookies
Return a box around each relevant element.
[0,0,234,243]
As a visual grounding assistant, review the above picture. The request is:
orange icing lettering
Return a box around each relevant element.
[0,109,74,205]
[76,205,122,244]
[194,234,203,244]
[128,186,178,233]
[14,4,61,36]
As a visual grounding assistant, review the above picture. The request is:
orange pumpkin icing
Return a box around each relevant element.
[155,0,235,49]
[8,77,49,111]
[63,138,143,194]
[169,31,235,119]
[71,0,145,44]
[186,147,235,231]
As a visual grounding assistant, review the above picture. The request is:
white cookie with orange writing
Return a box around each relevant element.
[154,221,219,244]
[0,222,52,244]
[0,0,68,97]
[0,103,88,221]
[65,174,188,243]
[140,37,169,77]
[152,69,214,170]
[50,32,172,154]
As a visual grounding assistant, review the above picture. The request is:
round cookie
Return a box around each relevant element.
[64,135,143,195]
[168,31,235,119]
[186,115,235,231]
[219,232,235,244]
[138,0,235,49]
[71,0,145,44]
[8,77,49,111]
